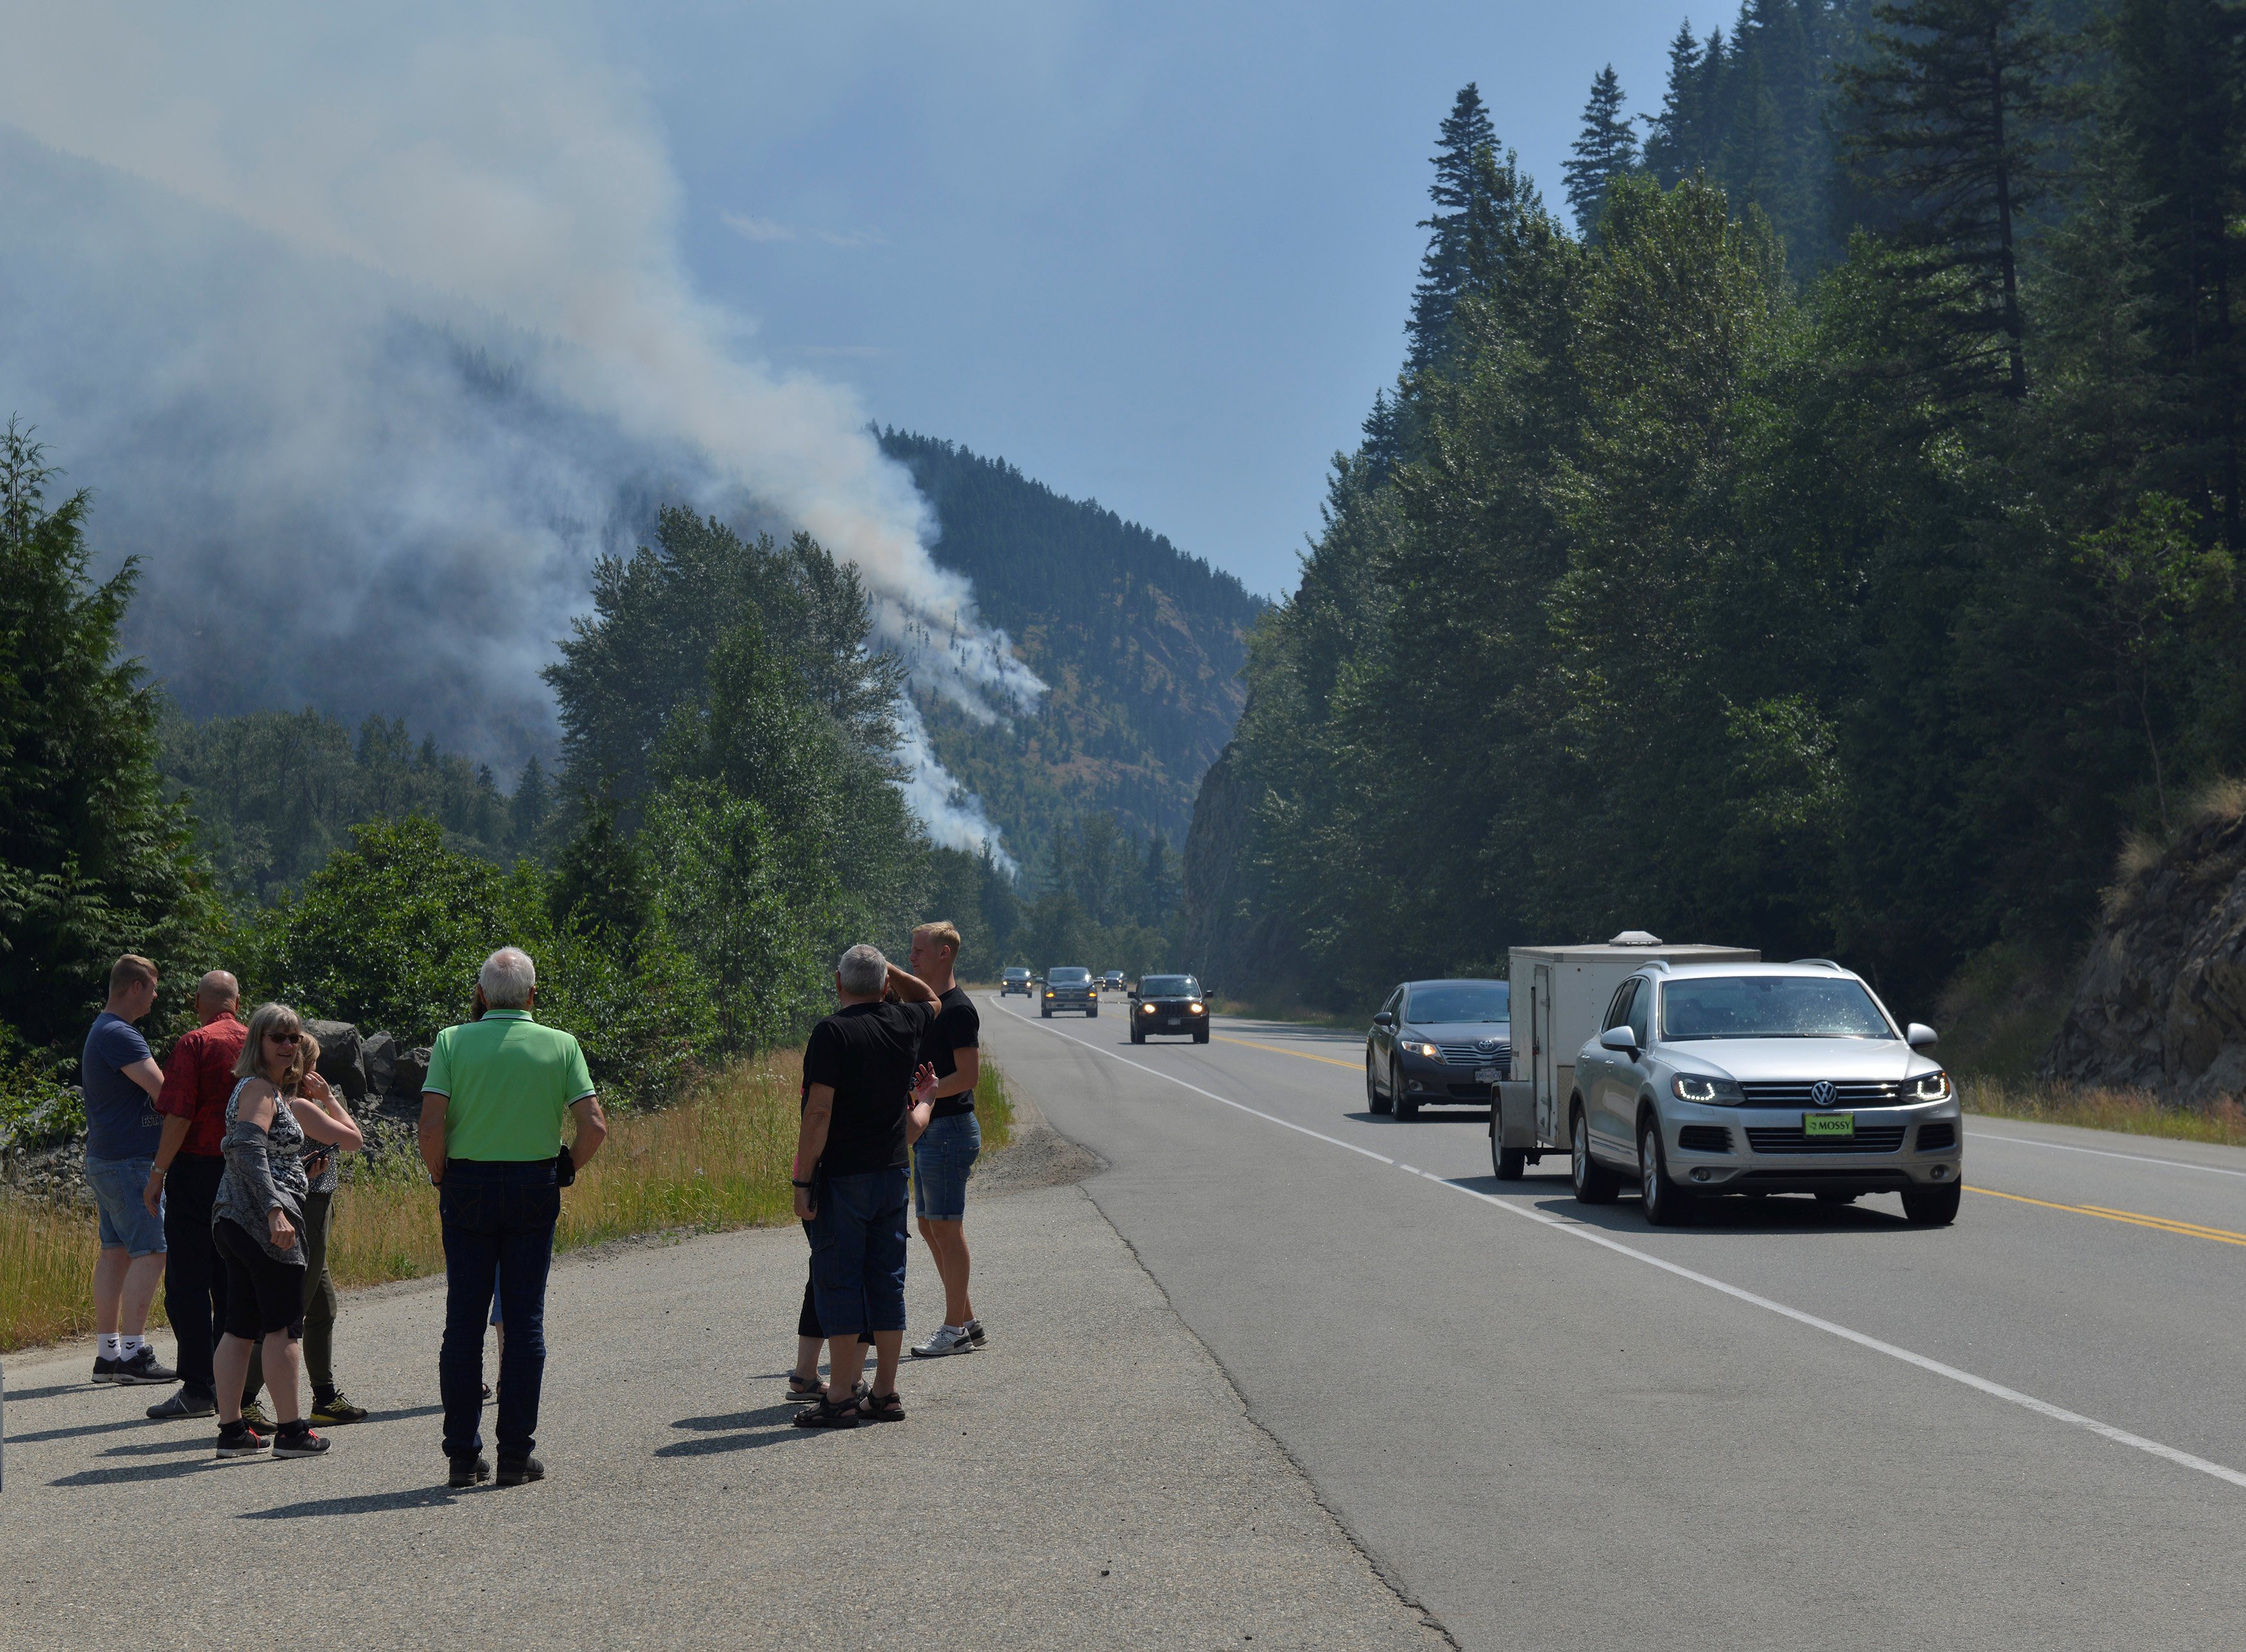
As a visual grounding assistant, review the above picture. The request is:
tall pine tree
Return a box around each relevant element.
[1838,0,2057,396]
[1407,84,1500,375]
[1644,21,1713,185]
[1564,65,1642,237]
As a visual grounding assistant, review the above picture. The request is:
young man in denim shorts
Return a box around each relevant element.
[81,955,178,1387]
[907,921,986,1359]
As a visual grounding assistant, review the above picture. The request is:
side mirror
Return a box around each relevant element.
[1372,1011,1394,1029]
[1128,989,1139,1000]
[1906,1023,1939,1052]
[1599,1025,1638,1054]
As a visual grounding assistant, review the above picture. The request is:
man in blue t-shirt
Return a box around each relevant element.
[81,954,178,1387]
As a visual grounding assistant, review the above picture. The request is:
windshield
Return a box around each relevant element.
[1142,976,1199,997]
[1404,981,1510,1024]
[1003,969,1029,980]
[1661,976,1893,1041]
[1048,967,1091,984]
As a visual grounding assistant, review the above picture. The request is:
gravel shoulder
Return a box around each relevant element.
[0,1092,1444,1652]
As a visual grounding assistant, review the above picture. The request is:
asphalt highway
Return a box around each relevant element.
[981,995,2246,1651]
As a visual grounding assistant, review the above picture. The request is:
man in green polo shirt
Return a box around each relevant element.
[418,946,606,1490]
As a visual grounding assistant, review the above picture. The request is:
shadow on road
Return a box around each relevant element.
[7,1413,169,1445]
[241,1484,465,1519]
[1342,1109,1496,1127]
[2,1382,100,1403]
[49,1456,218,1487]
[657,1402,810,1456]
[1439,1171,1915,1236]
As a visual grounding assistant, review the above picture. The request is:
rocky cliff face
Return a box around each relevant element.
[2048,796,2246,1105]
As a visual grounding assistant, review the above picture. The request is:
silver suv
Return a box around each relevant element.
[1568,961,1962,1227]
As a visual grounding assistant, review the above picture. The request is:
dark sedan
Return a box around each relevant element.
[1130,975,1210,1043]
[1366,978,1511,1120]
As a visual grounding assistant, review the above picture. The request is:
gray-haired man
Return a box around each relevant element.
[419,946,607,1487]
[790,944,939,1427]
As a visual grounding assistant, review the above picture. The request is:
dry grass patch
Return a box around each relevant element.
[1962,1076,2246,1148]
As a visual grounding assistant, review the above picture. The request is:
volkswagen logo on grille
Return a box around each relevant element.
[1810,1080,1837,1107]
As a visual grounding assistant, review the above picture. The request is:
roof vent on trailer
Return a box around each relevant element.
[1609,930,1663,946]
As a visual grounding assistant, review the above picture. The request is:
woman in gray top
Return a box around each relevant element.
[211,1002,363,1460]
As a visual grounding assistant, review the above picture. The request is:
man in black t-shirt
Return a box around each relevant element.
[905,921,985,1359]
[791,944,938,1426]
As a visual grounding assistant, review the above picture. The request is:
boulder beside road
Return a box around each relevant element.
[307,1019,367,1100]
[2049,797,2246,1105]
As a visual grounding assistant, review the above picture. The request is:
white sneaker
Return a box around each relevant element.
[910,1324,976,1359]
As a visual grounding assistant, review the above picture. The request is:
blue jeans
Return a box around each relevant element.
[438,1159,559,1460]
[911,1112,981,1221]
[85,1153,166,1255]
[807,1166,909,1338]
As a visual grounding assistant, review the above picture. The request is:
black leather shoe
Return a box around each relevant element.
[448,1454,491,1488]
[146,1387,217,1420]
[495,1454,545,1487]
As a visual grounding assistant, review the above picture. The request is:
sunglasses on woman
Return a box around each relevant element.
[266,1032,302,1046]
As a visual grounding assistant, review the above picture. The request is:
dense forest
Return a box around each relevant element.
[1188,0,2246,1019]
[882,430,1264,869]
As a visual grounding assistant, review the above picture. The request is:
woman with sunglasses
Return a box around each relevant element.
[210,1003,363,1460]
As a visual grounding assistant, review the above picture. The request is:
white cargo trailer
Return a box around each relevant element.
[1490,938,1758,1178]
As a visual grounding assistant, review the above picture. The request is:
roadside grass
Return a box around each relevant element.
[3,1045,1015,1354]
[1960,1076,2246,1148]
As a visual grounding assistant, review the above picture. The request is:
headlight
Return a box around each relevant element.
[1187,1002,1204,1014]
[1672,1075,1744,1105]
[1140,1002,1156,1014]
[1043,989,1054,997]
[1912,1070,1953,1102]
[1400,1040,1441,1060]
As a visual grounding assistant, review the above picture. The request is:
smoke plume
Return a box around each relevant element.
[0,1,1036,858]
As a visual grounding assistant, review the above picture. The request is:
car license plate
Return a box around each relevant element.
[1803,1112,1855,1139]
[1475,1066,1500,1084]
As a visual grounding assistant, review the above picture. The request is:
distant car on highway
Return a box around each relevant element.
[1130,975,1209,1044]
[1000,967,1033,997]
[1042,966,1098,1018]
[1568,960,1962,1227]
[1367,978,1512,1121]
[1102,970,1126,992]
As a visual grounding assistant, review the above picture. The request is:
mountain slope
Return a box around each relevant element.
[880,430,1263,873]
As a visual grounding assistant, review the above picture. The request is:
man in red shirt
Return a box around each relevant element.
[141,970,248,1420]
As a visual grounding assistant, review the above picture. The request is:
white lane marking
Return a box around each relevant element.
[991,997,2246,1494]
[1966,1127,2246,1182]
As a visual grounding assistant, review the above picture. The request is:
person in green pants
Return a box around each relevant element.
[242,1039,368,1427]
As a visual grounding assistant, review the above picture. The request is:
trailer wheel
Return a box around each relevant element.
[1570,1105,1620,1204]
[1495,1146,1526,1180]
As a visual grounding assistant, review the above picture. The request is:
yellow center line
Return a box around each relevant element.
[1971,1184,2246,1248]
[1212,1034,1364,1072]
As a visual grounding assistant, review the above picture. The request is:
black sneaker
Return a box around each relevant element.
[272,1422,330,1459]
[148,1387,218,1420]
[495,1454,545,1486]
[112,1346,178,1386]
[215,1420,266,1460]
[91,1356,121,1384]
[449,1454,492,1488]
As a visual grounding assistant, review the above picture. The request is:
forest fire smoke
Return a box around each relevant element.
[0,0,1036,855]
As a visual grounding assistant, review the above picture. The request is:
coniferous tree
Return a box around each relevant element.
[1407,84,1500,374]
[2111,0,2246,547]
[1564,65,1642,236]
[1838,0,2058,396]
[1644,21,1713,185]
[0,422,218,1049]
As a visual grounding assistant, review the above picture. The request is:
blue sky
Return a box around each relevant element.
[628,1,1698,598]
